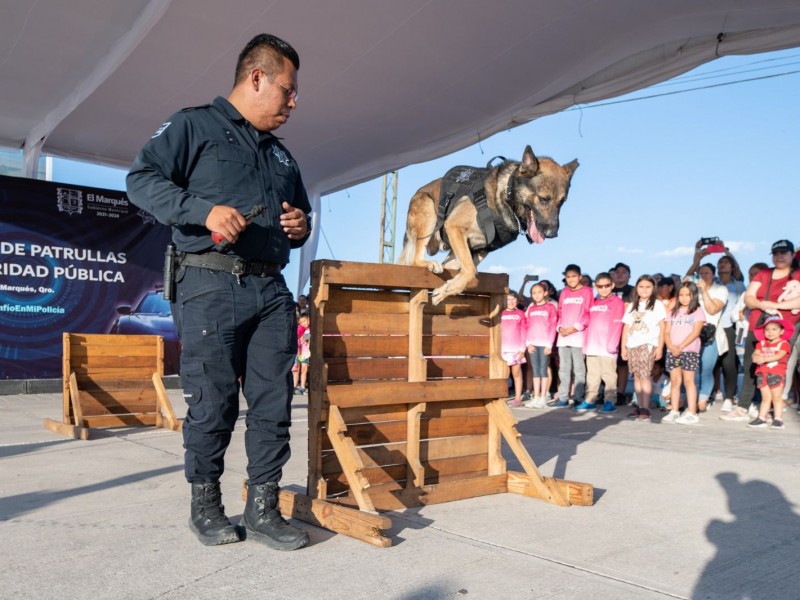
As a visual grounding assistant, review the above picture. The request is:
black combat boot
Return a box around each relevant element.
[240,482,309,550]
[189,482,242,546]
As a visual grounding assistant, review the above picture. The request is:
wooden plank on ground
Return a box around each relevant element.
[43,418,89,440]
[68,372,85,428]
[507,471,594,506]
[326,378,507,408]
[153,372,180,431]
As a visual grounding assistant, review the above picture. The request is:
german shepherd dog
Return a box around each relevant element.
[398,146,578,304]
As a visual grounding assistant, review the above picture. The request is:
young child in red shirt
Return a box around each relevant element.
[748,316,792,429]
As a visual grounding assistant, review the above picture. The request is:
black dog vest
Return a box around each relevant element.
[435,164,520,252]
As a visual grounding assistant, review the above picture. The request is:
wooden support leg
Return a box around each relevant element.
[484,398,569,506]
[152,372,180,431]
[326,405,377,513]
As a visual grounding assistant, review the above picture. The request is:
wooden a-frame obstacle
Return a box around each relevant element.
[44,333,180,440]
[257,260,593,547]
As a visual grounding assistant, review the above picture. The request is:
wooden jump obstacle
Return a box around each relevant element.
[269,260,592,547]
[43,333,180,440]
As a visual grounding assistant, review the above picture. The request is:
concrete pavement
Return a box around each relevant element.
[1,391,799,599]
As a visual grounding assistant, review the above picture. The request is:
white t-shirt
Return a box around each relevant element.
[622,300,666,349]
[700,281,729,328]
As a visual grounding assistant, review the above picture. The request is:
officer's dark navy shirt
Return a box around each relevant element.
[126,96,311,264]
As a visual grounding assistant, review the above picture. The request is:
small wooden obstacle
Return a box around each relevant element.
[44,333,180,440]
[284,260,593,547]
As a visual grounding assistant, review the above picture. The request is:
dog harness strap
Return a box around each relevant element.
[436,164,519,252]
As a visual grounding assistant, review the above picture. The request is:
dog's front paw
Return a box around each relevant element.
[427,261,444,274]
[431,284,449,305]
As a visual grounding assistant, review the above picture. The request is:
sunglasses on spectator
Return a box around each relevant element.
[596,283,613,289]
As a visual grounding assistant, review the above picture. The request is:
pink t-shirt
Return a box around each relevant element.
[524,302,557,347]
[501,308,527,353]
[668,307,706,353]
[556,285,594,348]
[583,295,625,357]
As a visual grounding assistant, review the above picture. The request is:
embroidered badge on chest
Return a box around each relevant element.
[271,145,291,166]
[455,168,474,183]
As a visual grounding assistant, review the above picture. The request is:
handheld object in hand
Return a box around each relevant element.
[700,236,720,246]
[706,244,725,253]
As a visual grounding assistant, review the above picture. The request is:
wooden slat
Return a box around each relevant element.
[72,366,160,380]
[326,357,490,382]
[75,390,157,416]
[321,435,489,474]
[82,414,159,427]
[69,344,160,358]
[324,312,489,336]
[315,260,508,295]
[307,264,329,500]
[328,474,508,511]
[323,334,489,358]
[325,378,507,408]
[324,288,488,317]
[321,414,489,450]
[325,454,490,494]
[337,399,487,425]
[68,333,159,347]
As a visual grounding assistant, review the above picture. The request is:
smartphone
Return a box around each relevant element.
[706,244,725,253]
[700,236,720,246]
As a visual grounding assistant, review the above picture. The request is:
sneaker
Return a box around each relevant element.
[747,417,768,429]
[771,419,785,430]
[508,399,522,408]
[662,410,680,424]
[720,407,749,422]
[529,396,548,409]
[627,407,640,419]
[720,399,734,413]
[675,411,700,425]
[637,408,652,421]
[714,391,724,401]
[549,399,570,408]
[748,404,759,419]
[573,401,597,413]
[521,391,532,402]
[597,401,617,413]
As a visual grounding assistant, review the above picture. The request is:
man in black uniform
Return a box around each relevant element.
[126,34,311,550]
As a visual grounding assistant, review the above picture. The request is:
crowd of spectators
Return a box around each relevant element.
[502,238,800,429]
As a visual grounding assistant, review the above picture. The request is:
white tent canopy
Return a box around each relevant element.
[3,0,800,285]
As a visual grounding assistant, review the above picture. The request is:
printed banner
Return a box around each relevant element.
[0,175,178,379]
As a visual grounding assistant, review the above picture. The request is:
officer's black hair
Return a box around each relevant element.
[234,33,300,87]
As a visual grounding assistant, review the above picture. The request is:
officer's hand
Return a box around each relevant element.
[206,205,247,244]
[281,202,309,240]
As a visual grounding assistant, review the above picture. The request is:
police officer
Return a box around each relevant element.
[126,33,311,550]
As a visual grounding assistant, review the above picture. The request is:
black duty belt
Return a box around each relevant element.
[178,251,282,278]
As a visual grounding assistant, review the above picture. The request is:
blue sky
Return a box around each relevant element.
[51,49,800,295]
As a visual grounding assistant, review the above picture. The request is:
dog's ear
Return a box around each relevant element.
[563,159,579,179]
[518,145,540,177]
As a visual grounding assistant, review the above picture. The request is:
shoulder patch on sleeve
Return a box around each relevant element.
[151,122,171,138]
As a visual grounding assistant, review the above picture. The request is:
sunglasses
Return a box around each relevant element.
[596,283,613,289]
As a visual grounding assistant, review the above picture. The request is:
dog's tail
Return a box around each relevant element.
[397,232,414,265]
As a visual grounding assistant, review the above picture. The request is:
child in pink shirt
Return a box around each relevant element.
[575,272,624,412]
[502,292,527,407]
[663,282,705,424]
[553,264,594,407]
[523,283,558,408]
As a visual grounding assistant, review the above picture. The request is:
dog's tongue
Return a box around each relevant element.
[527,210,545,244]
